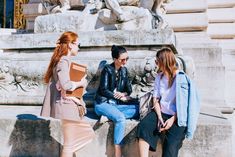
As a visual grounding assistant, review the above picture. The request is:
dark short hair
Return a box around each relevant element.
[111,45,127,59]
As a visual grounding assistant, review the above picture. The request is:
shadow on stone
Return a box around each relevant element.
[8,114,61,157]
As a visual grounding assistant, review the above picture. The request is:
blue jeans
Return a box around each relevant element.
[94,101,139,145]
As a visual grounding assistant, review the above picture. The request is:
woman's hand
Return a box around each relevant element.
[119,95,132,102]
[114,91,127,99]
[157,116,165,132]
[78,75,87,88]
[159,115,176,132]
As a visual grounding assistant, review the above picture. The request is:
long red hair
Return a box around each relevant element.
[44,31,78,83]
[156,47,177,88]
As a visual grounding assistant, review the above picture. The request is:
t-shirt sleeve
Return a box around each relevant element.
[153,74,160,98]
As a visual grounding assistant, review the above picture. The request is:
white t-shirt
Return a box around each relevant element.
[153,73,176,115]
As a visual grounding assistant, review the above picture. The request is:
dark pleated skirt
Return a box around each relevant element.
[136,111,161,151]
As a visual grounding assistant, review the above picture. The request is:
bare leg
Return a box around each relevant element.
[115,144,122,157]
[61,120,95,157]
[61,151,73,157]
[138,138,150,157]
[61,122,73,157]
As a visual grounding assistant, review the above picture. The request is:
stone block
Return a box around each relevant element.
[207,23,235,39]
[208,8,235,23]
[208,0,235,8]
[0,106,233,157]
[25,17,36,31]
[0,29,175,49]
[165,0,207,13]
[163,13,208,31]
[22,3,47,16]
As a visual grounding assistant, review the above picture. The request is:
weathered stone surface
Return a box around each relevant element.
[175,32,227,108]
[165,0,207,13]
[34,6,152,33]
[207,23,235,39]
[208,8,235,23]
[218,40,235,109]
[0,106,232,157]
[163,13,208,31]
[98,6,151,24]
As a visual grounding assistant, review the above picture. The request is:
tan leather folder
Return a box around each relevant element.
[66,62,87,99]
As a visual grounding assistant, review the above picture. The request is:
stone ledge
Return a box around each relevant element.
[0,106,233,157]
[0,29,175,50]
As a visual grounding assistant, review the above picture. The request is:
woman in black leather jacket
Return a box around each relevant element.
[94,45,139,157]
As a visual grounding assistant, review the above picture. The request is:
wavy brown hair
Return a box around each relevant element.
[44,31,78,83]
[156,47,177,88]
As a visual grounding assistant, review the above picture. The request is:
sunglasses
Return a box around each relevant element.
[72,42,81,49]
[158,47,172,52]
[118,57,129,62]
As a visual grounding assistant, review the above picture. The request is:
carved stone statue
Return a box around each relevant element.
[35,0,173,32]
[103,0,170,28]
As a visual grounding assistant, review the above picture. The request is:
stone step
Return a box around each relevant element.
[193,65,226,108]
[208,8,235,23]
[164,13,208,31]
[207,23,235,39]
[0,29,175,49]
[175,32,227,108]
[207,0,235,8]
[0,29,17,35]
[165,0,207,14]
[0,105,233,157]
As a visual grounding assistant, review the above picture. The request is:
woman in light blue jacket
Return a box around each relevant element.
[137,47,200,157]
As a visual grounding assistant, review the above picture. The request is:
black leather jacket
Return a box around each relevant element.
[95,63,132,104]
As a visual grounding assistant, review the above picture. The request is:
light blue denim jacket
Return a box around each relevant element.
[176,71,200,139]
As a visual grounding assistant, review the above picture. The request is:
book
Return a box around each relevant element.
[66,62,87,99]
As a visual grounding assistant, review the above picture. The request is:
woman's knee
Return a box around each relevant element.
[114,113,126,123]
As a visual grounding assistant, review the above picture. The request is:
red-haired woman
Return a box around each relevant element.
[41,31,95,157]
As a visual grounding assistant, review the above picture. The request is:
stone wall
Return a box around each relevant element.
[0,29,176,105]
[0,106,232,157]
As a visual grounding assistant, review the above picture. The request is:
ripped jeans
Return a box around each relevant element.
[94,101,139,145]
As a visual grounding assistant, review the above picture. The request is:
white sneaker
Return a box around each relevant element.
[99,115,109,124]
